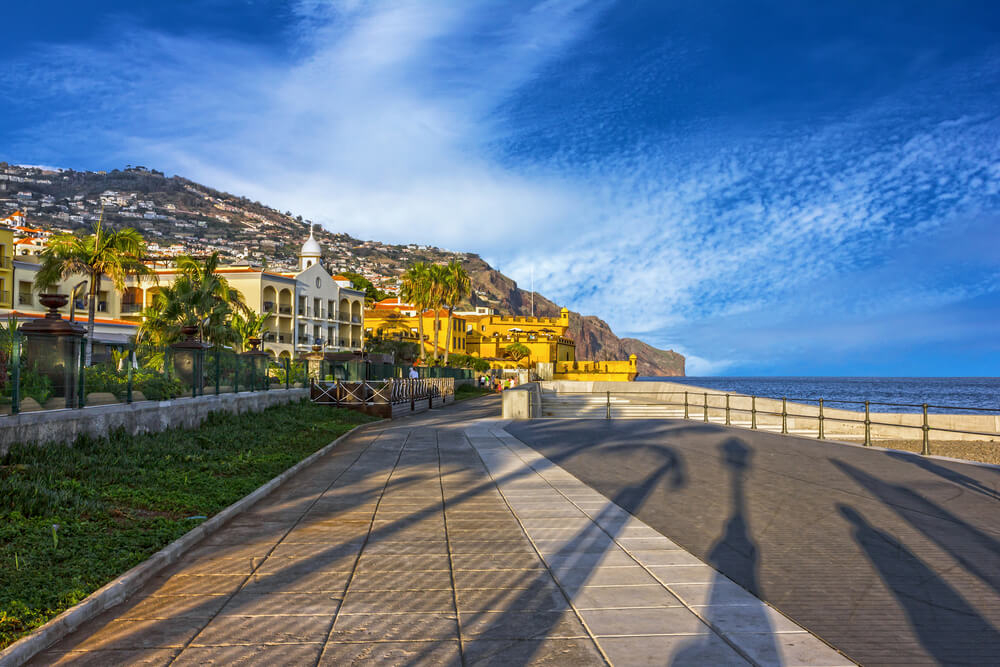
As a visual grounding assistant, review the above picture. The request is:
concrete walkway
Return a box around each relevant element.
[30,399,850,666]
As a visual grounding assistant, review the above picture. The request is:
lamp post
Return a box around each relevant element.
[170,325,208,397]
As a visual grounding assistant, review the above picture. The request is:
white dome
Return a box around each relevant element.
[301,229,322,256]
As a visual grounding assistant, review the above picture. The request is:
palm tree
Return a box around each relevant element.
[231,310,271,353]
[35,218,154,365]
[425,263,452,362]
[400,262,432,361]
[442,260,471,366]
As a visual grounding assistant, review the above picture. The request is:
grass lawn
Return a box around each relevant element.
[454,384,496,401]
[0,400,377,650]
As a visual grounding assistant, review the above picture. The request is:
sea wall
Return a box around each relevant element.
[539,380,1000,442]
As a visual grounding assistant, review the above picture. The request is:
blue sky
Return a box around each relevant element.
[3,1,999,376]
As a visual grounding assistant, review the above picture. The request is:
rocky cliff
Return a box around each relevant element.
[463,258,685,376]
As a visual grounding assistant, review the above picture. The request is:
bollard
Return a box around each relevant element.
[725,393,731,425]
[921,403,930,455]
[10,332,20,415]
[684,391,689,419]
[606,391,611,420]
[864,401,871,446]
[703,393,709,422]
[751,395,757,430]
[78,337,86,408]
[126,345,134,404]
[818,398,825,440]
[781,397,788,434]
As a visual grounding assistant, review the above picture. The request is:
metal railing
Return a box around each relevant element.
[541,389,1000,456]
[278,305,292,315]
[311,377,454,407]
[120,303,142,313]
[1,335,306,417]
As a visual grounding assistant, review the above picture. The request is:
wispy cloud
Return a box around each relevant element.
[3,1,1000,374]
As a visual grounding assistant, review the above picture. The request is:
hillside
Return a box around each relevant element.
[0,163,684,375]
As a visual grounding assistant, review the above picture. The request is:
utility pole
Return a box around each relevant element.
[530,266,534,317]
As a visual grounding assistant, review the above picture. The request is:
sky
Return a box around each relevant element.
[3,0,1000,376]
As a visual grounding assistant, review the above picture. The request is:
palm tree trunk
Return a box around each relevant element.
[432,310,441,361]
[444,308,453,365]
[85,272,98,366]
[417,313,426,360]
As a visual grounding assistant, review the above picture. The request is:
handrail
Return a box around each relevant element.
[540,388,999,456]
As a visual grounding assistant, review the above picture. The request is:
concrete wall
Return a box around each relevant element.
[502,383,540,420]
[540,380,1000,442]
[1,388,309,455]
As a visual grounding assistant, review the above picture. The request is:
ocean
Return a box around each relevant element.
[636,377,1000,414]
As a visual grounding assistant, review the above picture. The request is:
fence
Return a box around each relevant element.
[311,377,455,408]
[541,386,1000,456]
[0,334,305,417]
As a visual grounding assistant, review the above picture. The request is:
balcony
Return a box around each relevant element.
[298,335,311,344]
[0,257,11,269]
[0,291,9,304]
[278,305,292,315]
[121,303,143,314]
[263,301,275,312]
[18,293,32,306]
[338,313,350,323]
[352,315,362,324]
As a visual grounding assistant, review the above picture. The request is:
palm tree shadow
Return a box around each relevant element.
[672,438,775,665]
[882,450,1000,502]
[837,503,1000,665]
[832,459,1000,596]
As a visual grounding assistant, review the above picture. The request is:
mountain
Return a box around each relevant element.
[0,163,685,375]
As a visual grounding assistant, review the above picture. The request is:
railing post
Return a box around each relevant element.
[864,400,871,446]
[703,393,709,423]
[214,347,221,395]
[606,391,611,420]
[818,398,825,439]
[781,397,788,434]
[684,391,689,419]
[285,357,290,391]
[78,337,86,408]
[921,403,930,455]
[234,355,240,393]
[725,393,730,426]
[10,331,20,415]
[126,344,134,404]
[751,395,757,430]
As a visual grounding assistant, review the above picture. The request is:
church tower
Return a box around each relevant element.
[299,225,322,271]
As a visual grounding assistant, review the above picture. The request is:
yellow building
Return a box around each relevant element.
[0,227,12,309]
[364,299,468,357]
[552,356,638,381]
[463,307,576,369]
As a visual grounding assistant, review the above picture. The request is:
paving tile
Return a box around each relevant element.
[255,554,357,575]
[465,638,606,667]
[341,590,457,614]
[174,643,323,665]
[356,554,452,572]
[453,569,554,590]
[319,640,462,666]
[616,536,685,551]
[148,575,247,597]
[460,611,589,639]
[451,553,544,570]
[457,585,569,613]
[539,549,635,568]
[56,618,206,651]
[580,607,709,636]
[671,581,761,606]
[117,595,230,620]
[363,541,450,555]
[570,585,683,610]
[646,564,721,584]
[241,570,351,594]
[268,542,364,560]
[191,614,331,645]
[598,634,750,666]
[32,649,180,666]
[331,613,459,641]
[628,549,703,566]
[727,632,855,667]
[550,565,659,587]
[698,604,807,634]
[448,540,536,554]
[167,557,257,576]
[185,543,272,561]
[348,569,453,591]
[221,592,342,616]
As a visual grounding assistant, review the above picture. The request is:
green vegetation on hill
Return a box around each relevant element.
[0,400,376,650]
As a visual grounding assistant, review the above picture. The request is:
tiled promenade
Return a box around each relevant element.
[31,399,850,666]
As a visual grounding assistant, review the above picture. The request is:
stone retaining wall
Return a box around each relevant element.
[0,389,310,455]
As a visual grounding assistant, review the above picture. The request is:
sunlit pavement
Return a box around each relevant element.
[31,397,851,666]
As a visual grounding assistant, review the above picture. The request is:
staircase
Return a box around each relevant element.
[539,391,687,419]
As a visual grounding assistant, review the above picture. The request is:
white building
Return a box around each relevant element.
[285,228,365,353]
